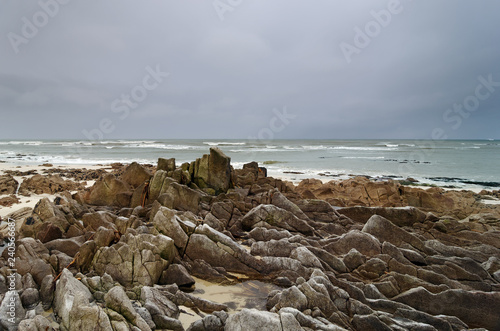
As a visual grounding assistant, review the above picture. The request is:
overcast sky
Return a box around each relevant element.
[1,1,499,140]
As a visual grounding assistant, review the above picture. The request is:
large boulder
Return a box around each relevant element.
[92,232,176,287]
[146,170,176,202]
[191,147,232,194]
[84,174,132,207]
[158,182,201,214]
[120,162,152,188]
[19,198,71,240]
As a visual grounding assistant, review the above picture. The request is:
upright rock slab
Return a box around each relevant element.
[191,147,232,194]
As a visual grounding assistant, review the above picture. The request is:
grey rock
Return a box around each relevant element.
[92,232,175,287]
[158,182,202,214]
[0,291,26,330]
[152,206,189,250]
[17,315,53,331]
[325,230,381,256]
[104,286,151,330]
[338,206,427,226]
[393,286,500,330]
[224,308,281,331]
[160,264,195,287]
[20,288,40,309]
[362,215,427,253]
[279,311,302,331]
[343,248,366,271]
[241,204,315,235]
[290,247,322,269]
[192,147,232,194]
[158,157,176,172]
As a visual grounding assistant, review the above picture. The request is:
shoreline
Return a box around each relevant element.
[1,161,499,219]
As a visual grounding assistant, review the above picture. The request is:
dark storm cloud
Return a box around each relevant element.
[1,0,499,140]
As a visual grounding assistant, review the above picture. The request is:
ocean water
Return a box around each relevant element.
[0,139,498,190]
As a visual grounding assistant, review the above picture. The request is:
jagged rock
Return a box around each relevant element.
[14,238,53,286]
[158,157,176,172]
[290,247,322,269]
[394,286,500,330]
[248,227,293,241]
[191,147,232,194]
[352,314,391,331]
[19,174,84,195]
[53,269,113,330]
[338,206,427,226]
[343,248,366,271]
[271,190,310,221]
[120,162,152,188]
[152,206,190,250]
[44,236,86,257]
[17,315,53,331]
[147,170,176,202]
[92,231,176,287]
[0,174,18,195]
[187,311,227,331]
[324,230,381,256]
[82,211,118,231]
[0,194,20,207]
[241,204,315,235]
[358,258,388,279]
[104,286,151,330]
[158,182,201,214]
[84,173,132,207]
[225,308,282,331]
[185,224,265,275]
[251,238,299,257]
[268,285,308,311]
[19,198,71,240]
[160,264,195,287]
[362,215,428,253]
[140,286,182,330]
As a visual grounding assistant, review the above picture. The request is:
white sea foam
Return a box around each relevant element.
[203,142,246,146]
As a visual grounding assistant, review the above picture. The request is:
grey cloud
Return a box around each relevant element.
[1,0,500,140]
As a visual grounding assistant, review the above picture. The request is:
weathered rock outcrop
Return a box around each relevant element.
[191,147,232,194]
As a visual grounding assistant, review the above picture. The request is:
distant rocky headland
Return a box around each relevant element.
[1,147,500,330]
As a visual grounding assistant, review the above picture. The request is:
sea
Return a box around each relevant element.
[0,139,499,191]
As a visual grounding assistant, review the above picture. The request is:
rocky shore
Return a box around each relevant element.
[1,147,500,330]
